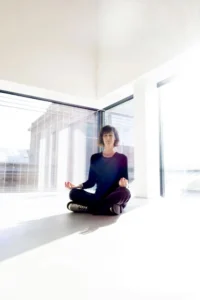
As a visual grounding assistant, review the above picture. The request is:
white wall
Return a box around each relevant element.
[0,0,97,99]
[134,76,160,198]
[2,0,200,103]
[97,0,200,98]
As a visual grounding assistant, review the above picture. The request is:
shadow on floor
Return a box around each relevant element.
[0,203,139,263]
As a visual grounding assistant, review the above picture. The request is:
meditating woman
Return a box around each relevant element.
[65,125,131,215]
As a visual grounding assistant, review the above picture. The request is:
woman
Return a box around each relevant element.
[65,125,131,215]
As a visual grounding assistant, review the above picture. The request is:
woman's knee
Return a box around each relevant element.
[125,188,131,199]
[117,187,131,198]
[69,188,80,201]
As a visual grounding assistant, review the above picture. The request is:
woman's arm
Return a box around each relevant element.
[65,155,96,190]
[119,155,129,187]
[121,155,128,180]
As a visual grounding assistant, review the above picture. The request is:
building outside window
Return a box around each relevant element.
[0,93,98,193]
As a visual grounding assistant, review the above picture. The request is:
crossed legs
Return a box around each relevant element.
[67,187,131,215]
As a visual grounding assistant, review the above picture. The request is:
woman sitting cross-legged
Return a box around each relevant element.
[65,125,131,215]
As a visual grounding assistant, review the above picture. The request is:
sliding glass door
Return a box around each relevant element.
[104,98,134,183]
[159,77,200,198]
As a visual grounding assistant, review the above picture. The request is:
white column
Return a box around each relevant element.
[57,128,69,189]
[38,138,46,189]
[48,134,52,187]
[72,125,86,184]
[134,76,160,198]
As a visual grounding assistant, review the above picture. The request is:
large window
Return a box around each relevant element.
[0,92,98,193]
[159,78,200,198]
[104,98,134,182]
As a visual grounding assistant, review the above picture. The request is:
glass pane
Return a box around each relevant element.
[0,93,98,193]
[105,100,134,182]
[159,78,200,198]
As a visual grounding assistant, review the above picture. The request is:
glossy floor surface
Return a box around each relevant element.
[0,193,200,299]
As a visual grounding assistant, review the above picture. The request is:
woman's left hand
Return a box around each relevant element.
[119,177,128,188]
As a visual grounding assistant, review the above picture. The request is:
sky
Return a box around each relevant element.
[0,95,50,149]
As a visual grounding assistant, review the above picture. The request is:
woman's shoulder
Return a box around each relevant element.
[91,152,102,161]
[115,152,127,159]
[90,152,127,162]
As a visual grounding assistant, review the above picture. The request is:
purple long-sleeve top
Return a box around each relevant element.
[82,152,128,199]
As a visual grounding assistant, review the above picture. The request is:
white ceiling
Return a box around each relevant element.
[0,0,200,99]
[97,0,200,97]
[0,0,97,99]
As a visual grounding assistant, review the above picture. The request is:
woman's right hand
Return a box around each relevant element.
[65,181,76,190]
[119,177,128,188]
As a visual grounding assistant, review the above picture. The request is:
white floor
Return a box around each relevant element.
[0,192,200,300]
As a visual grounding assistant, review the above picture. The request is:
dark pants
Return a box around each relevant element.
[68,187,131,215]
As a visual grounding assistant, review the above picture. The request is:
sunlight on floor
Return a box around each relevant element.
[0,194,200,299]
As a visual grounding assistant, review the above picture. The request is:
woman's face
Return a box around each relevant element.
[102,131,115,148]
